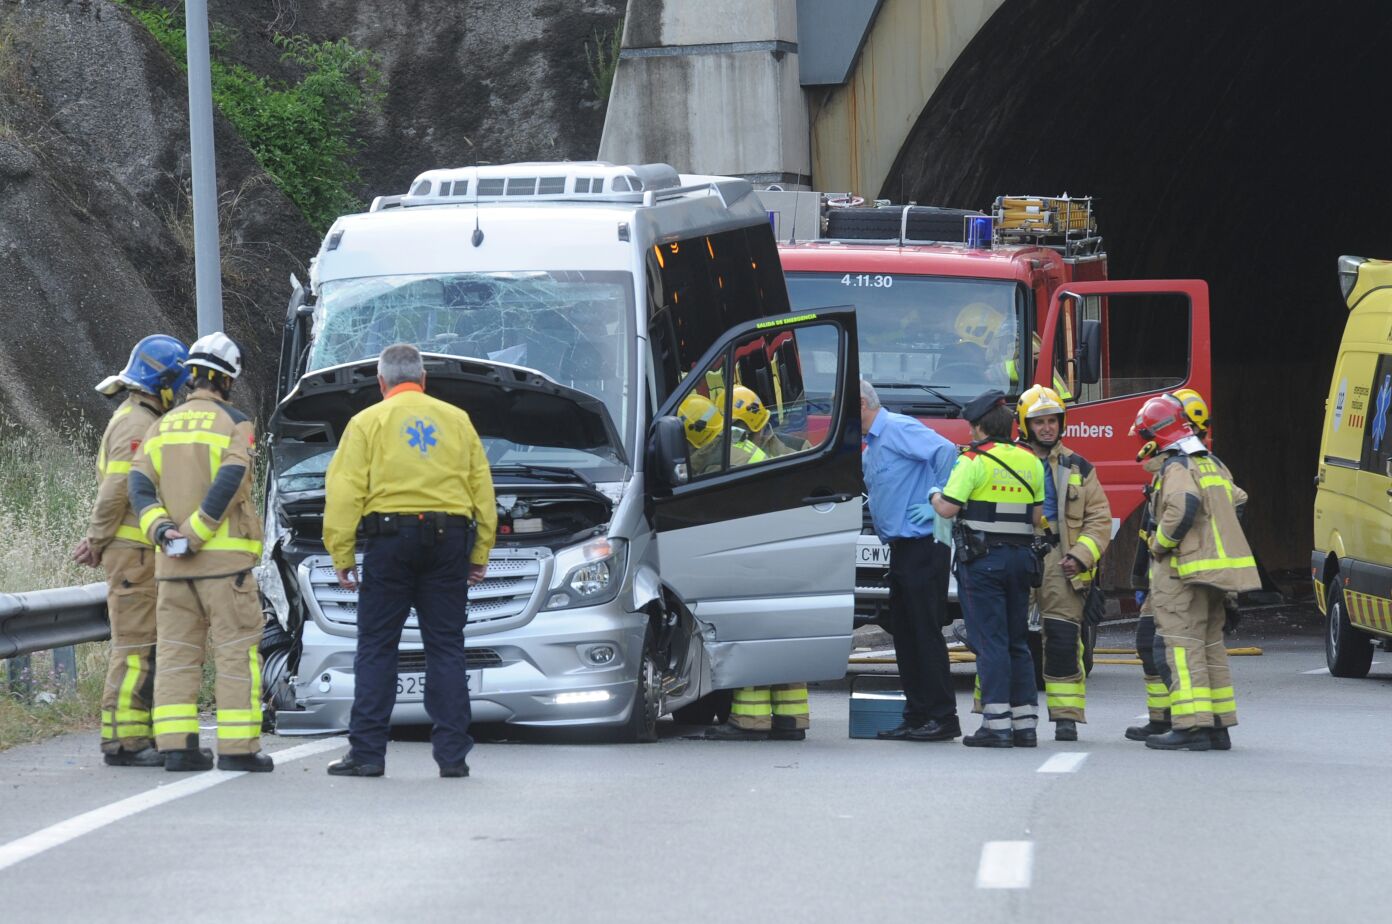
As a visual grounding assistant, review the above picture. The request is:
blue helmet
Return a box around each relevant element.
[96,335,191,406]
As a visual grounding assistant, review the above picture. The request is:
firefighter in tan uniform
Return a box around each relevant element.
[705,386,810,740]
[1017,386,1111,742]
[1131,394,1260,751]
[128,332,270,773]
[1126,388,1212,742]
[71,335,190,767]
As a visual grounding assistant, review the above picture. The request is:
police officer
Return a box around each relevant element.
[1017,386,1111,742]
[322,343,497,778]
[72,335,189,767]
[1131,394,1259,751]
[704,385,810,741]
[1126,388,1212,742]
[931,389,1045,747]
[128,332,269,772]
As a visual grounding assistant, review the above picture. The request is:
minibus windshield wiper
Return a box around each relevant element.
[491,463,594,488]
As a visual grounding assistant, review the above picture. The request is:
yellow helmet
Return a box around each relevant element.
[1017,384,1066,432]
[1169,387,1210,434]
[730,386,770,433]
[678,393,723,448]
[955,302,1006,348]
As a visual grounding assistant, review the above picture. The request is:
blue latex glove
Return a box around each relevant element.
[907,502,934,526]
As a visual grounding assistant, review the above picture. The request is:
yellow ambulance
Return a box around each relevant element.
[1313,255,1392,676]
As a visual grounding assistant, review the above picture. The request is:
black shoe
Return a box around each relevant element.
[440,762,471,778]
[768,728,807,741]
[1208,726,1232,751]
[218,752,274,773]
[703,721,769,741]
[104,746,165,768]
[962,727,1014,748]
[1012,728,1038,748]
[906,718,962,742]
[1125,720,1171,742]
[876,722,916,740]
[327,755,385,777]
[1145,727,1212,751]
[164,748,214,772]
[1055,720,1078,742]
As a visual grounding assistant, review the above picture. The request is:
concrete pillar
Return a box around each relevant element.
[599,0,810,188]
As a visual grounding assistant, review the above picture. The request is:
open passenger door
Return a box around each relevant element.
[647,307,862,688]
[1036,279,1212,518]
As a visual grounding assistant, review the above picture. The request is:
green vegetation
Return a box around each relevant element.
[585,20,623,104]
[117,2,384,233]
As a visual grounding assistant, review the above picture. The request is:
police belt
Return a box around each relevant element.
[982,534,1033,548]
[359,511,475,537]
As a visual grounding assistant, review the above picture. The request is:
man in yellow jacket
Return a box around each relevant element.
[322,343,497,778]
[72,334,188,767]
[1131,394,1260,751]
[1017,386,1112,741]
[128,332,268,772]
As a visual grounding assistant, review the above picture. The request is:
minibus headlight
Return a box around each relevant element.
[544,537,628,611]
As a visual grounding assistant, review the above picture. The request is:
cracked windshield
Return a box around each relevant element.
[306,270,633,473]
[784,273,1026,409]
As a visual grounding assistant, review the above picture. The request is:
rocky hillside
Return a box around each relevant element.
[0,0,621,431]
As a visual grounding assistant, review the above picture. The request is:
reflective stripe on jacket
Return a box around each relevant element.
[130,394,263,579]
[942,440,1045,537]
[1148,451,1259,593]
[1042,442,1112,588]
[88,395,162,550]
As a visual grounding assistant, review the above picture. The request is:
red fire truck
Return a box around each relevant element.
[755,191,1211,629]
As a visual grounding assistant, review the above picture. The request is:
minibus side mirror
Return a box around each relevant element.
[648,415,690,491]
[1077,319,1102,385]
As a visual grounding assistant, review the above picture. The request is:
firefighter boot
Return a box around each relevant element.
[1054,719,1078,742]
[1144,727,1212,751]
[218,751,274,772]
[165,748,215,771]
[1209,718,1232,751]
[104,746,165,768]
[704,721,768,741]
[1125,720,1171,741]
[768,683,809,740]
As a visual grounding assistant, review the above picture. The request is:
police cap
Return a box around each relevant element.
[962,389,1008,424]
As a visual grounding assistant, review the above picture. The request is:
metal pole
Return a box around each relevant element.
[185,0,223,336]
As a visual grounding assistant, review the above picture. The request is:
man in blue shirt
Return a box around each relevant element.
[860,380,961,741]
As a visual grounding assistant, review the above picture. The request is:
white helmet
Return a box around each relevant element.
[185,332,243,381]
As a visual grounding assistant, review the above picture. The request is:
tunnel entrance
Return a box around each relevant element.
[883,0,1392,572]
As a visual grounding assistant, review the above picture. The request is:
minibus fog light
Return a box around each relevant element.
[586,645,616,665]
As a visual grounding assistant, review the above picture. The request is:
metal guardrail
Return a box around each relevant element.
[0,583,110,660]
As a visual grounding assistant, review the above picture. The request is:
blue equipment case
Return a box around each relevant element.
[848,673,907,739]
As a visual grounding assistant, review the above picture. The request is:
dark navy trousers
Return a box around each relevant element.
[350,522,473,767]
[958,543,1039,729]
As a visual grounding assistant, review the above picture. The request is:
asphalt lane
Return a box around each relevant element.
[2,611,1390,922]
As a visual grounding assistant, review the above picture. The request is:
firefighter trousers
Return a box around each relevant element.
[100,546,157,754]
[1037,546,1086,723]
[1150,565,1236,731]
[152,571,265,755]
[1135,597,1170,723]
[729,684,810,731]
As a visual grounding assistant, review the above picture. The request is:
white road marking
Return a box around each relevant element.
[0,737,345,873]
[1038,752,1089,774]
[976,841,1033,889]
[1303,667,1330,675]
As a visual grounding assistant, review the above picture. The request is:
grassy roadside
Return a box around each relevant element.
[0,415,107,751]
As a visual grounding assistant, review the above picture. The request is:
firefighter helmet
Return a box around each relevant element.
[954,302,1006,348]
[678,393,723,448]
[1017,384,1066,431]
[1130,394,1192,451]
[185,332,243,383]
[1169,387,1210,435]
[95,334,190,407]
[730,386,770,433]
